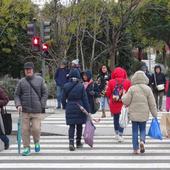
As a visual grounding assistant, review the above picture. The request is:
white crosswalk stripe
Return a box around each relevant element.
[1,111,170,169]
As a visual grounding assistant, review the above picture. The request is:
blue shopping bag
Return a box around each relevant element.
[148,118,162,140]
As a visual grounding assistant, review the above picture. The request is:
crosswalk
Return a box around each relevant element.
[1,111,170,169]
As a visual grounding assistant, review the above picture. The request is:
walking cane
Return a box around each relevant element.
[17,111,22,154]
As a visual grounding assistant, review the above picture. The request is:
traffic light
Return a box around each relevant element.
[32,36,40,51]
[42,21,51,41]
[42,43,48,51]
[27,23,35,36]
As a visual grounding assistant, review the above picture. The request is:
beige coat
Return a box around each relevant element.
[122,71,157,122]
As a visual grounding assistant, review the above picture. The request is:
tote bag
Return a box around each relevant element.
[119,105,129,128]
[83,119,96,147]
[148,118,162,140]
[1,108,12,135]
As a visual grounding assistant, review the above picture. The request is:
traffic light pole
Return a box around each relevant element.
[40,21,45,78]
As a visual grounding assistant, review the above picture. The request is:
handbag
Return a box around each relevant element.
[93,97,100,113]
[148,117,162,140]
[1,107,12,135]
[119,105,129,128]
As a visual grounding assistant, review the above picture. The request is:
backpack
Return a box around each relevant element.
[112,79,125,102]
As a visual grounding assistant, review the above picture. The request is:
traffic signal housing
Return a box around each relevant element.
[27,23,35,36]
[43,21,51,41]
[32,36,40,51]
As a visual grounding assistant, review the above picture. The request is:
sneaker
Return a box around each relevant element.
[118,136,124,143]
[140,141,145,153]
[35,143,40,153]
[133,150,139,154]
[69,145,75,151]
[22,147,31,156]
[115,134,119,140]
[4,142,9,150]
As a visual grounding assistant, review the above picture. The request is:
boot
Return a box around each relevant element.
[69,139,75,151]
[101,109,106,118]
[76,140,83,148]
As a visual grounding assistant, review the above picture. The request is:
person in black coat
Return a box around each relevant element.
[151,65,166,111]
[96,65,111,117]
[82,70,100,114]
[62,69,90,151]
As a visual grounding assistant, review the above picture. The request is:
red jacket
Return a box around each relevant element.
[106,67,131,115]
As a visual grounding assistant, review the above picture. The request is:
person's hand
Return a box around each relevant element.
[17,106,22,112]
[89,91,95,95]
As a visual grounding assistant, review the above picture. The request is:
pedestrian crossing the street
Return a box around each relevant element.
[1,111,170,169]
[1,135,170,169]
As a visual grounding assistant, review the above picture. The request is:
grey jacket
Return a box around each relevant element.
[14,75,48,113]
[122,71,157,122]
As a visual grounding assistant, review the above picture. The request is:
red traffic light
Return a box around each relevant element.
[42,43,48,51]
[32,36,40,46]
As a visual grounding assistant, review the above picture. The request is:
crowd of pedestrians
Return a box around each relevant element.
[0,59,170,156]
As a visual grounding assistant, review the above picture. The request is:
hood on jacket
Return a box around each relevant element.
[82,70,92,81]
[154,65,162,73]
[69,68,81,79]
[111,67,127,79]
[131,71,149,85]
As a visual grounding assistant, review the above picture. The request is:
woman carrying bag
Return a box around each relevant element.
[0,87,9,150]
[122,71,157,154]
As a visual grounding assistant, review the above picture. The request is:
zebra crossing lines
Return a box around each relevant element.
[1,136,170,169]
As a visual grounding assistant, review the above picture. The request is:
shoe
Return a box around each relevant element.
[4,142,9,150]
[159,108,163,112]
[115,134,119,140]
[69,145,75,151]
[133,150,139,154]
[101,110,106,118]
[35,143,40,153]
[56,106,61,109]
[118,136,124,143]
[140,141,145,153]
[22,147,31,156]
[76,141,83,148]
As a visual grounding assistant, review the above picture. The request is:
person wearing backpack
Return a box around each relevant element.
[106,67,131,142]
[62,69,90,151]
[122,71,157,154]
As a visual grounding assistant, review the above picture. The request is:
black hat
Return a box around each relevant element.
[24,62,34,69]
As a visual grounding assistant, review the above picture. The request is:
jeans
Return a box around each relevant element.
[113,114,124,136]
[68,124,83,145]
[154,91,164,110]
[0,135,9,144]
[56,86,64,108]
[132,121,146,150]
[100,96,108,110]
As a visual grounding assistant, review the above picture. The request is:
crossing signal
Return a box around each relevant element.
[42,43,48,51]
[32,36,40,46]
[43,21,51,41]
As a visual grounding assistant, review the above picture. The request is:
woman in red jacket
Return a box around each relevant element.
[106,67,131,142]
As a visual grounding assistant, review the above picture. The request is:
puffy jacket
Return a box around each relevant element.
[62,69,90,125]
[122,71,157,122]
[106,67,131,115]
[14,75,48,113]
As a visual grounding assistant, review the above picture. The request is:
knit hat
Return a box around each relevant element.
[24,62,34,69]
[71,59,79,65]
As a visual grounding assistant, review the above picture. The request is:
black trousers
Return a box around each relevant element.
[69,124,83,145]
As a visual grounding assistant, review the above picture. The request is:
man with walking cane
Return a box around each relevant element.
[14,62,48,156]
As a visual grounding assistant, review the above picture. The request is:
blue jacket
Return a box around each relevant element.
[54,67,70,86]
[62,69,90,125]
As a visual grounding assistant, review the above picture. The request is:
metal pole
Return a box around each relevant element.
[148,47,151,72]
[40,21,45,78]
